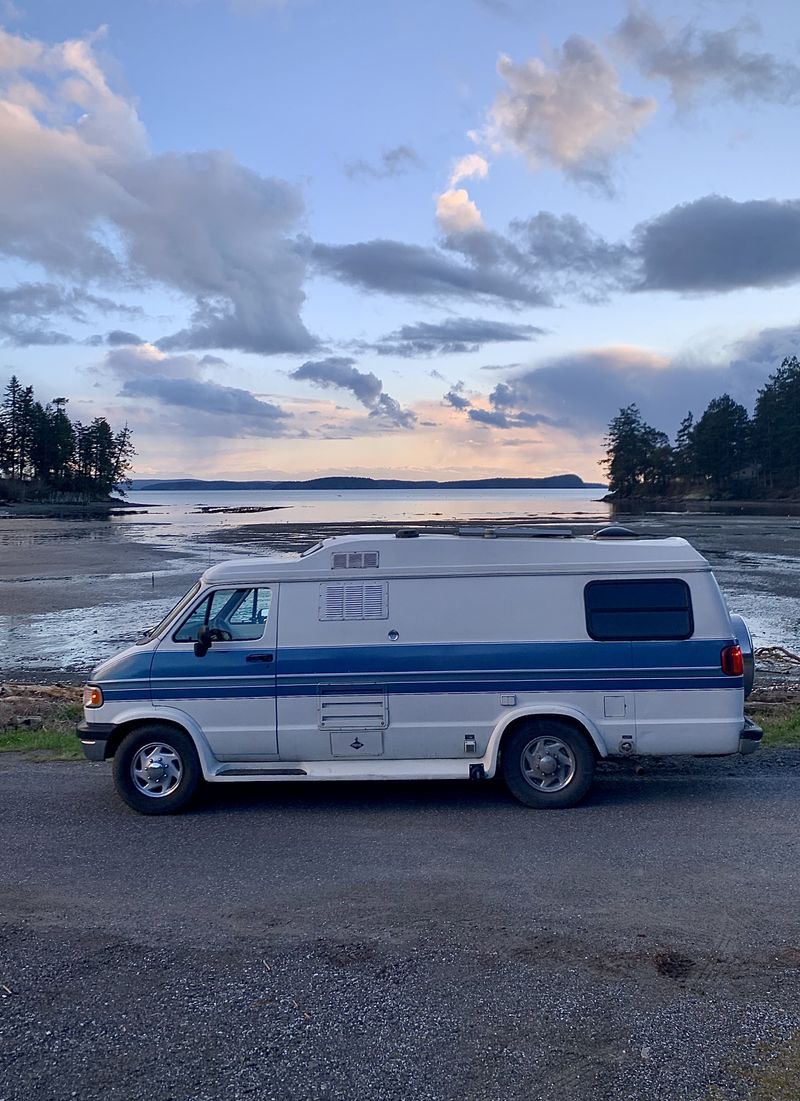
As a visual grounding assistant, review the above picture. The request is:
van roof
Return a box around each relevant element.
[201,532,710,585]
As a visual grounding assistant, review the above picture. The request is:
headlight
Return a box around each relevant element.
[83,685,104,709]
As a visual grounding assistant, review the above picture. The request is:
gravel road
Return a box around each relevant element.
[1,757,799,1101]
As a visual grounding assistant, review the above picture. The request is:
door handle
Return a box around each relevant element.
[246,653,274,663]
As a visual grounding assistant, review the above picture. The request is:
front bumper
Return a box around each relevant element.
[738,717,763,755]
[76,720,117,761]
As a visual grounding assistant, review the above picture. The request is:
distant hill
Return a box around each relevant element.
[133,474,607,492]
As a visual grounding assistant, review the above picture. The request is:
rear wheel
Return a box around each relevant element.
[113,724,202,815]
[501,719,595,808]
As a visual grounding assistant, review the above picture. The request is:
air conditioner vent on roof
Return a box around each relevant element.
[331,551,380,569]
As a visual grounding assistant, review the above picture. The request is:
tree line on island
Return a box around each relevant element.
[0,375,134,502]
[604,355,800,500]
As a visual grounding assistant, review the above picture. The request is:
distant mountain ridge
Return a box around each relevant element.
[134,474,606,491]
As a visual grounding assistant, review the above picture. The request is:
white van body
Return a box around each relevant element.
[78,529,761,812]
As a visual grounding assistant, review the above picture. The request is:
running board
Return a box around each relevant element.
[207,759,476,783]
[215,767,307,777]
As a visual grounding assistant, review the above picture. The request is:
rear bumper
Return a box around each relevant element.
[738,717,763,755]
[76,720,117,761]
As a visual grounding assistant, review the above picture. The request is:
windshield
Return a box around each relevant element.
[136,582,202,644]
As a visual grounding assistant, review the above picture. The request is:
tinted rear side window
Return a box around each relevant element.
[585,579,693,641]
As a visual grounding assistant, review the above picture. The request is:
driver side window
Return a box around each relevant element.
[173,587,271,643]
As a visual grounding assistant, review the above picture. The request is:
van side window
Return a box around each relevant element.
[173,587,272,643]
[584,580,693,641]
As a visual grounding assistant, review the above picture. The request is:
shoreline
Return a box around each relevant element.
[609,496,800,515]
[1,508,799,681]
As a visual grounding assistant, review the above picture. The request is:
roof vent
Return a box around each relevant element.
[395,529,420,538]
[457,526,573,539]
[592,525,638,539]
[331,551,380,569]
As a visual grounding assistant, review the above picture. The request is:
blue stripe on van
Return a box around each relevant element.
[95,638,744,701]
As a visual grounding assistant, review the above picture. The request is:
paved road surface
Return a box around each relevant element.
[1,757,799,1101]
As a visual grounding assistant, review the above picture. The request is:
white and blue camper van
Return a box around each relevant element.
[78,527,761,814]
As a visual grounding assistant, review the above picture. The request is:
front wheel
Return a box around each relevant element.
[113,724,202,815]
[501,720,595,809]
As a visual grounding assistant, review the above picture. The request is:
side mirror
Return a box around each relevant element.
[194,625,212,658]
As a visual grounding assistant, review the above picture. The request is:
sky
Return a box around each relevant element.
[1,0,800,482]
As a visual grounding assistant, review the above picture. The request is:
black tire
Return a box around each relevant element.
[112,724,202,815]
[501,718,595,809]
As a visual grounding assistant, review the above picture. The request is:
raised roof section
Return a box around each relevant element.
[202,531,709,585]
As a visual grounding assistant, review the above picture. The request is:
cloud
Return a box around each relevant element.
[120,375,291,430]
[0,27,314,355]
[0,282,142,345]
[99,342,292,436]
[344,144,423,180]
[372,317,545,357]
[634,195,800,292]
[449,153,489,188]
[509,211,634,297]
[289,355,416,428]
[613,4,800,107]
[290,356,382,405]
[482,344,768,436]
[310,238,550,307]
[483,36,657,190]
[443,384,471,410]
[436,188,484,233]
[103,330,145,346]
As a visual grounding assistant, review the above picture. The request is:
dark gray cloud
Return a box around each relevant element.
[634,195,800,292]
[614,5,800,106]
[445,378,564,429]
[510,212,634,297]
[485,344,771,436]
[371,317,545,357]
[310,239,550,307]
[119,376,292,436]
[468,407,512,427]
[104,330,146,346]
[344,145,423,180]
[289,355,416,428]
[290,357,383,406]
[0,283,143,346]
[86,330,146,347]
[444,384,471,410]
[370,393,418,429]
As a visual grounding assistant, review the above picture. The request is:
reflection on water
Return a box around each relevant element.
[114,488,612,543]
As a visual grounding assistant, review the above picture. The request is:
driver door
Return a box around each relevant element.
[151,585,278,761]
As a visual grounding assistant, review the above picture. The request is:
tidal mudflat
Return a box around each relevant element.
[0,499,798,681]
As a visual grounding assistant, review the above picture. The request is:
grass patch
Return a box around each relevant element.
[0,728,83,758]
[750,703,800,749]
[707,1029,800,1100]
[0,702,84,759]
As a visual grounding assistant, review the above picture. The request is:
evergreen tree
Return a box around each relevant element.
[603,404,674,496]
[674,412,695,480]
[1,375,134,499]
[752,356,800,492]
[691,394,751,492]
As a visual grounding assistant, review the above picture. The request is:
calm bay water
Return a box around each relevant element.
[117,487,611,543]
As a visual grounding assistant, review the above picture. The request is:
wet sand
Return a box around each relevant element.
[0,510,798,681]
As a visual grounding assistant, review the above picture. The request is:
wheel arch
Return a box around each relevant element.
[483,705,607,776]
[100,706,217,778]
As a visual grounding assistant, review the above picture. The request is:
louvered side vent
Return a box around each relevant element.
[330,551,380,569]
[319,581,388,621]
